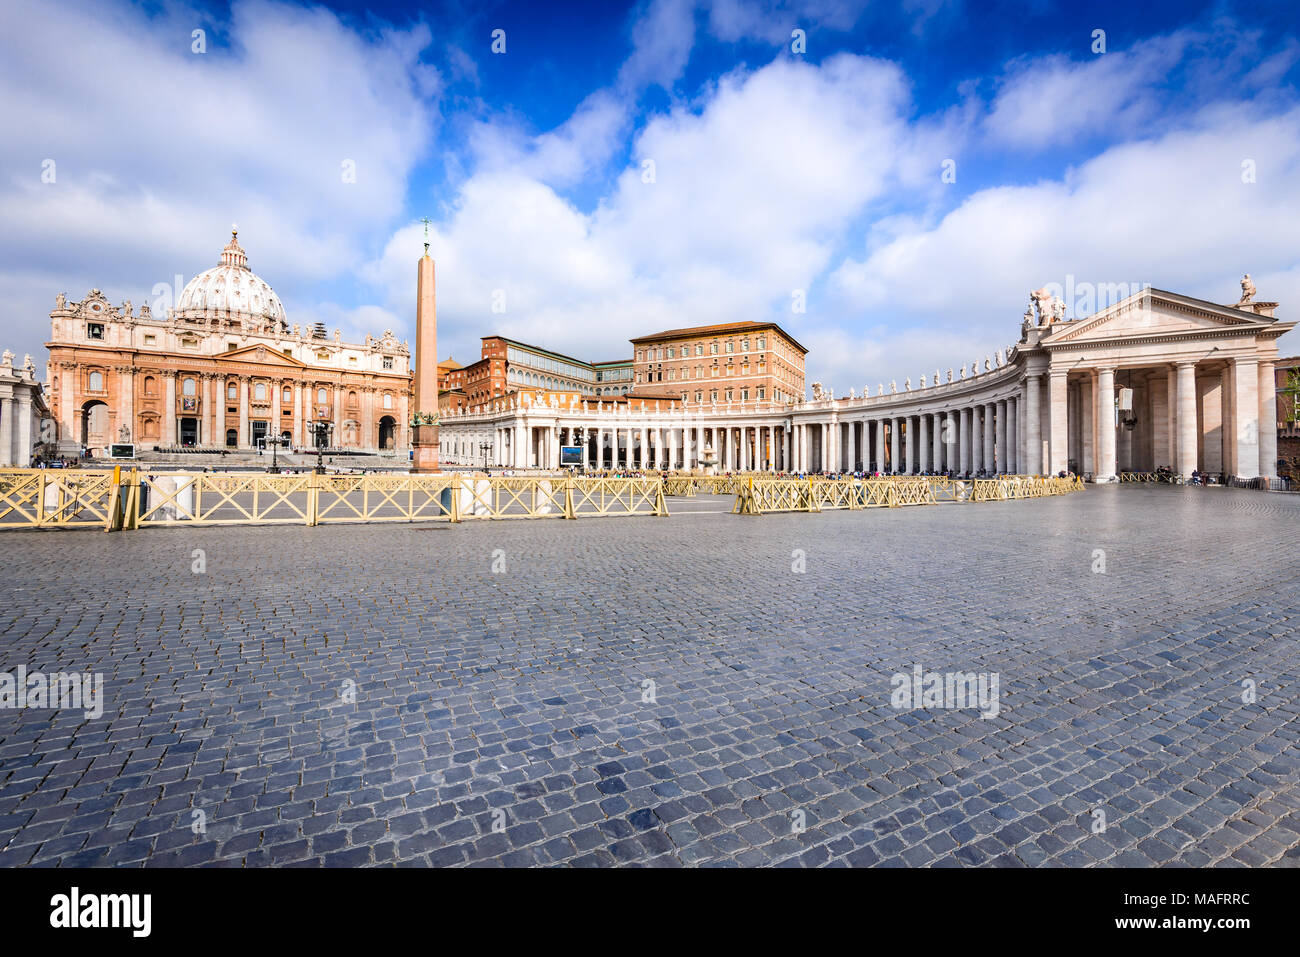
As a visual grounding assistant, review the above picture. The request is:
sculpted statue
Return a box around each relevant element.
[959,365,966,380]
[877,383,884,396]
[995,349,1003,367]
[1239,273,1256,304]
[946,368,953,383]
[848,387,856,399]
[1050,297,1066,322]
[122,299,132,318]
[920,374,927,389]
[55,292,66,310]
[23,354,34,372]
[1,350,13,367]
[1030,287,1052,321]
[889,379,897,393]
[934,369,941,387]
[118,425,131,442]
[904,378,911,391]
[984,356,991,372]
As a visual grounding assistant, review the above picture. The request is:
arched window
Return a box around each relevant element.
[317,388,327,403]
[143,376,156,396]
[348,391,358,406]
[227,382,237,399]
[383,394,393,410]
[283,386,292,402]
[182,378,196,396]
[88,371,103,392]
[254,382,267,400]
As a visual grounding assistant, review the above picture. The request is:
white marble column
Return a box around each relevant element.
[1048,370,1069,474]
[1097,367,1118,481]
[1175,361,1197,478]
[983,402,996,474]
[1232,357,1260,479]
[238,377,250,448]
[959,407,972,475]
[995,400,1008,473]
[1024,375,1041,475]
[1259,359,1277,479]
[971,408,984,474]
[0,390,13,466]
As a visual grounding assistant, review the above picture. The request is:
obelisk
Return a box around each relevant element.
[411,233,440,472]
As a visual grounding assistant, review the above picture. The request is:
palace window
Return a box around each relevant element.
[317,352,331,361]
[180,338,198,348]
[667,346,675,358]
[694,390,702,403]
[383,356,393,370]
[709,342,717,355]
[144,334,156,345]
[182,378,196,396]
[695,344,703,356]
[710,390,718,402]
[757,387,766,399]
[317,388,328,403]
[88,371,103,391]
[741,338,748,351]
[227,383,237,399]
[757,336,766,349]
[283,386,292,402]
[254,382,267,400]
[725,389,733,401]
[143,376,156,396]
[742,388,749,401]
[725,341,733,353]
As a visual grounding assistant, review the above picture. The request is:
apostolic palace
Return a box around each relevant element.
[24,229,1295,482]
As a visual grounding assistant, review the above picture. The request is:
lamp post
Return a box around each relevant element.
[305,421,333,474]
[266,434,288,472]
[479,441,491,470]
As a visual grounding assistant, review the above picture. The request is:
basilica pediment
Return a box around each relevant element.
[1043,288,1277,346]
[220,343,308,367]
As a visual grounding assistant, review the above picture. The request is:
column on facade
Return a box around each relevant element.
[1259,359,1278,479]
[1232,357,1260,480]
[971,407,983,474]
[271,378,282,445]
[995,400,1008,474]
[958,407,971,474]
[1174,361,1197,478]
[117,366,135,445]
[0,389,13,466]
[292,383,304,448]
[944,412,958,472]
[1048,370,1068,475]
[237,376,250,448]
[1096,367,1118,481]
[915,414,928,473]
[59,363,76,447]
[869,420,881,474]
[163,372,178,446]
[1024,374,1041,474]
[981,402,995,474]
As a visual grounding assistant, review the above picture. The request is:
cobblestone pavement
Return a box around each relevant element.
[1,485,1298,868]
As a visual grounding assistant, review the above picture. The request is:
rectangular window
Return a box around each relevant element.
[143,334,156,345]
[710,390,718,402]
[742,389,749,401]
[87,323,105,340]
[695,344,703,356]
[726,341,733,353]
[725,389,733,401]
[757,387,766,399]
[695,390,702,402]
[667,346,675,358]
[710,342,717,354]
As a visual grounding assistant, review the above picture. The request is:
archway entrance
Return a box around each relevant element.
[180,417,199,447]
[80,401,109,453]
[379,415,396,450]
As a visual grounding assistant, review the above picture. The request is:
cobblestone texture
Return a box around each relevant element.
[1,485,1298,867]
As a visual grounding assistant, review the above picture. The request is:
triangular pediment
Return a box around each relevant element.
[1044,288,1275,345]
[220,343,308,367]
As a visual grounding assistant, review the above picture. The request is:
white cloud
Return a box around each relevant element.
[0,0,436,359]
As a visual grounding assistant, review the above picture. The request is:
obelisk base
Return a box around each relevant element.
[411,424,440,473]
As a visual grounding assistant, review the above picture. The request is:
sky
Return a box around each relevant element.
[3,0,1299,390]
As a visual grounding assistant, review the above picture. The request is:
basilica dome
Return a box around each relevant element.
[174,229,287,331]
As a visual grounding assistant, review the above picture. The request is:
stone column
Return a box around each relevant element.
[0,390,13,466]
[1175,361,1197,478]
[59,363,76,447]
[1259,359,1278,479]
[1048,370,1068,474]
[959,407,972,475]
[237,376,250,448]
[293,383,304,447]
[930,414,942,472]
[1232,357,1260,480]
[983,402,996,474]
[945,412,958,472]
[1024,374,1041,475]
[15,390,32,466]
[1096,367,1118,481]
[971,407,983,474]
[995,400,1008,474]
[1007,398,1018,473]
[271,378,282,444]
[917,415,930,472]
[163,372,178,446]
[873,420,884,474]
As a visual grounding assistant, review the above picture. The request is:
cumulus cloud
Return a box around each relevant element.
[0,0,436,358]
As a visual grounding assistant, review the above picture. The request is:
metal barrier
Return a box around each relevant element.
[733,474,1081,515]
[0,469,667,530]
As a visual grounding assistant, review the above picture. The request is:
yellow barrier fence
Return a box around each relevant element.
[0,469,668,530]
[734,474,1081,514]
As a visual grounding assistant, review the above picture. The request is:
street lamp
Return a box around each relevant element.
[479,441,491,469]
[305,421,333,473]
[266,434,289,472]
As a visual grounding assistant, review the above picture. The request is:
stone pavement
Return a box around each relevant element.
[0,485,1298,867]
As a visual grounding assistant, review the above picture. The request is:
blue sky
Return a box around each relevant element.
[3,0,1299,387]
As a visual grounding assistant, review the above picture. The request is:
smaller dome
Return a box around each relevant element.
[174,228,287,331]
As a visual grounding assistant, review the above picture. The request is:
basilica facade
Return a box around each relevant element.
[46,231,413,456]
